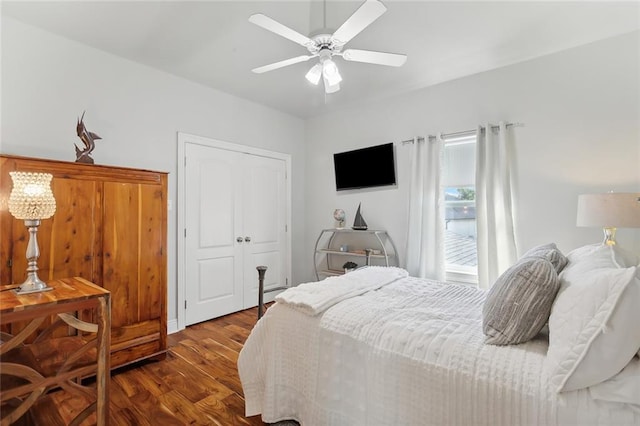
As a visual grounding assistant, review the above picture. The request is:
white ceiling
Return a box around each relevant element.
[3,1,639,118]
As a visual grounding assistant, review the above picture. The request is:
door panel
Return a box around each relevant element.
[245,251,281,299]
[198,257,235,300]
[199,165,234,248]
[242,155,287,308]
[185,143,243,325]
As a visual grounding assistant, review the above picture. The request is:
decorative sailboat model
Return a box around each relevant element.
[352,203,368,230]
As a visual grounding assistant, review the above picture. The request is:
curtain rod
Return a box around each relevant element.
[401,122,524,145]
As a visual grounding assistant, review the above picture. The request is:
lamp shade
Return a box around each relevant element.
[322,59,342,86]
[576,192,640,228]
[8,172,56,220]
[323,75,340,94]
[305,63,322,85]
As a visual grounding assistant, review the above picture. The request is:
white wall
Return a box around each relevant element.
[305,31,640,280]
[1,17,307,327]
[3,16,639,304]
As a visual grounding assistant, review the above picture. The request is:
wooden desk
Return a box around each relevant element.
[0,277,110,425]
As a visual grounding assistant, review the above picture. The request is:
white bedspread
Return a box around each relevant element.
[238,273,640,426]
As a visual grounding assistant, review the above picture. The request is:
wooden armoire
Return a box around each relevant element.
[0,154,167,369]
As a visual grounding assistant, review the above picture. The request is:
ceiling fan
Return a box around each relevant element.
[249,0,407,94]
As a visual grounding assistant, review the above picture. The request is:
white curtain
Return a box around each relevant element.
[475,122,518,289]
[405,135,445,280]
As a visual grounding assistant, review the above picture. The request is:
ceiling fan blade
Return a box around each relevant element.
[252,55,314,74]
[249,14,314,48]
[342,49,407,67]
[331,0,387,46]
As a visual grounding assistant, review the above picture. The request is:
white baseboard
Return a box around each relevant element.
[167,294,284,335]
[168,319,179,334]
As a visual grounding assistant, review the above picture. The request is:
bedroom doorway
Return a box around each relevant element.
[177,133,291,327]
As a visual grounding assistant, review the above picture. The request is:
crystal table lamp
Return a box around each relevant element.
[576,192,640,246]
[8,172,57,294]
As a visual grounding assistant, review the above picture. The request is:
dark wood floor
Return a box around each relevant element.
[29,306,269,425]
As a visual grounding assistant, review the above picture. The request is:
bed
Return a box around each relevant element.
[238,245,640,425]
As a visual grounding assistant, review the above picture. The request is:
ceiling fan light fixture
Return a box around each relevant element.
[305,63,322,85]
[322,58,342,86]
[323,74,341,94]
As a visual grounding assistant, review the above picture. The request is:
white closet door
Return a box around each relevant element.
[185,143,243,324]
[242,154,287,308]
[184,142,288,325]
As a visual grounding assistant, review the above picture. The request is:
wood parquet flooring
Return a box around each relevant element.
[22,306,269,425]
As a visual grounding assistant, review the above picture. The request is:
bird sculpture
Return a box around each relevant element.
[75,111,101,164]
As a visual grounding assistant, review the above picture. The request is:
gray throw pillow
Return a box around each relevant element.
[521,243,568,273]
[483,258,560,346]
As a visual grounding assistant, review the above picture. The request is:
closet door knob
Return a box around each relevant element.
[244,236,251,242]
[236,237,244,243]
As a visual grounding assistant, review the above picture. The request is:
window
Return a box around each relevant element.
[442,136,477,284]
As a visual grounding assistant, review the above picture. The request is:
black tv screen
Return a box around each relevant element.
[333,142,396,191]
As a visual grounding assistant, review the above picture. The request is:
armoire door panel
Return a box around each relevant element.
[103,182,140,329]
[138,184,166,323]
[2,161,103,341]
[97,182,166,329]
[9,177,101,285]
[48,177,102,283]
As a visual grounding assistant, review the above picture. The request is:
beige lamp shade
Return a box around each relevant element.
[576,193,640,228]
[8,172,56,220]
[577,192,640,246]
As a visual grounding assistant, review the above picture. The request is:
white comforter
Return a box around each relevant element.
[238,269,639,426]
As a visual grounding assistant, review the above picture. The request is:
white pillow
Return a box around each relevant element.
[563,243,638,269]
[589,356,640,407]
[546,244,640,392]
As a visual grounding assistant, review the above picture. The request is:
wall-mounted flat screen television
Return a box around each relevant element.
[333,142,396,191]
